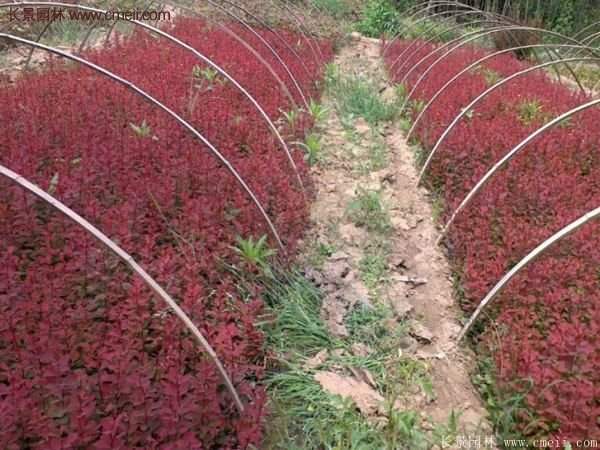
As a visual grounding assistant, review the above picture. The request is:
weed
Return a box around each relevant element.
[262,273,334,355]
[262,271,449,449]
[558,116,573,128]
[384,409,430,449]
[191,65,226,91]
[472,357,538,442]
[395,357,434,400]
[482,68,502,86]
[265,370,381,449]
[399,117,412,133]
[307,98,329,123]
[411,143,428,168]
[346,302,395,345]
[303,133,322,166]
[305,240,335,268]
[232,234,276,274]
[129,120,152,138]
[365,132,388,172]
[352,130,388,174]
[517,99,544,125]
[409,99,426,115]
[395,83,408,105]
[431,194,445,222]
[359,242,389,292]
[281,107,301,132]
[326,66,398,125]
[347,187,391,233]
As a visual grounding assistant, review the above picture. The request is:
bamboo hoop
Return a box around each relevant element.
[438,97,600,245]
[398,25,589,116]
[456,205,600,342]
[0,164,245,412]
[205,0,310,109]
[389,17,510,77]
[272,0,324,68]
[416,56,600,188]
[1,1,305,192]
[406,43,598,141]
[0,32,286,251]
[383,0,484,55]
[386,9,495,74]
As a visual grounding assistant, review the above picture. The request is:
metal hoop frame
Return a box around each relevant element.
[388,16,511,77]
[207,0,311,108]
[384,3,485,58]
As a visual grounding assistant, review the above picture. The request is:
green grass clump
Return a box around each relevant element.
[347,187,391,234]
[262,273,334,356]
[359,242,389,293]
[472,357,539,443]
[258,269,460,449]
[326,64,398,125]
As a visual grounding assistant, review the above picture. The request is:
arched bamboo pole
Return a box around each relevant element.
[572,20,600,43]
[456,205,600,342]
[398,25,518,111]
[78,0,158,53]
[159,0,301,108]
[217,0,314,74]
[27,0,300,107]
[401,0,485,19]
[207,0,312,105]
[580,30,600,47]
[383,0,487,56]
[388,16,510,76]
[398,26,589,115]
[272,0,324,66]
[389,11,583,90]
[386,9,499,73]
[383,3,483,57]
[438,98,600,245]
[0,164,245,411]
[1,2,305,192]
[416,57,600,187]
[101,0,311,108]
[406,43,597,140]
[0,32,285,251]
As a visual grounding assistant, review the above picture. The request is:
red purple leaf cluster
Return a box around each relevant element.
[385,40,600,440]
[0,18,333,448]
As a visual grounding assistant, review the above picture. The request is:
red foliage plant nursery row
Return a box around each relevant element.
[0,18,333,449]
[385,41,600,441]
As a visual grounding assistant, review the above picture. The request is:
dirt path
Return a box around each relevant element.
[304,33,491,437]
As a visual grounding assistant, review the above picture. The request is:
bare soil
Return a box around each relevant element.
[302,33,492,435]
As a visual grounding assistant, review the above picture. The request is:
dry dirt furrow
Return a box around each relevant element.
[305,33,491,435]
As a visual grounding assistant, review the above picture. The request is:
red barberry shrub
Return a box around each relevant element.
[385,40,600,440]
[0,18,333,448]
